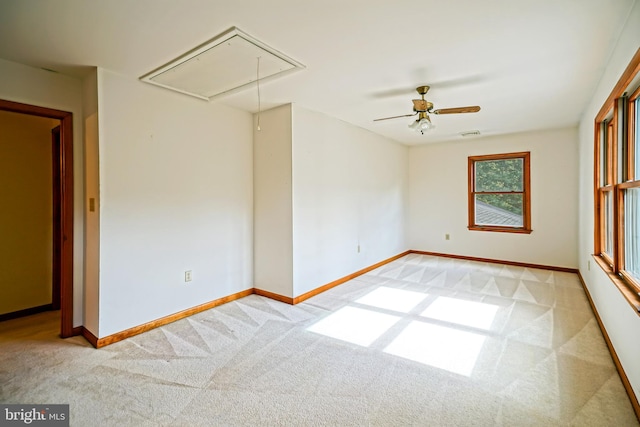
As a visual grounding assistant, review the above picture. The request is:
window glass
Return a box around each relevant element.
[601,121,609,186]
[635,98,639,179]
[604,191,614,258]
[475,194,523,227]
[474,159,523,192]
[624,187,640,282]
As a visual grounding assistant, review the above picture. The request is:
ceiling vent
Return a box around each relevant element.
[460,130,481,137]
[140,27,305,100]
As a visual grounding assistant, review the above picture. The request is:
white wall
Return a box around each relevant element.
[291,105,408,296]
[577,1,640,401]
[253,104,294,297]
[0,111,57,314]
[0,58,85,327]
[97,70,253,337]
[409,127,579,269]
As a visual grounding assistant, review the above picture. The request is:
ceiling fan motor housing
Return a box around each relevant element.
[412,100,432,112]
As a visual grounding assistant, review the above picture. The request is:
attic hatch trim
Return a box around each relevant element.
[140,26,305,101]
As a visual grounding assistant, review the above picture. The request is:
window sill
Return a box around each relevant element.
[592,255,640,316]
[468,226,532,234]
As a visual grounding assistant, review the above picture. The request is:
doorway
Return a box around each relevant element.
[0,99,74,338]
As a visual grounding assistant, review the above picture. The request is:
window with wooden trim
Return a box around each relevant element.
[594,48,640,303]
[468,152,531,234]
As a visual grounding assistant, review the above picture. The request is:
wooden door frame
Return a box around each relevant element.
[51,126,62,310]
[0,99,74,338]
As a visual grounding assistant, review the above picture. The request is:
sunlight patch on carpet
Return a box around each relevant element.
[384,322,486,376]
[420,297,499,331]
[355,286,427,313]
[306,306,400,347]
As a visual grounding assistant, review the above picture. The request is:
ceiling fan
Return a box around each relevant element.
[374,85,480,134]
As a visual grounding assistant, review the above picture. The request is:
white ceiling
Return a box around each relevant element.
[0,0,636,145]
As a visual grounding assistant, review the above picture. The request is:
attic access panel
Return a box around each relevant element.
[140,27,305,100]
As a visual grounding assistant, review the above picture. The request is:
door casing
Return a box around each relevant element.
[0,99,74,337]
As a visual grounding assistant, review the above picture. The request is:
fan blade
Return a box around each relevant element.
[432,106,480,114]
[373,113,417,122]
[412,99,428,111]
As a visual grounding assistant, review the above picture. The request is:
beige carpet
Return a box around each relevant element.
[1,253,638,426]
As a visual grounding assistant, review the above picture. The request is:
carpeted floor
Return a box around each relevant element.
[1,253,638,426]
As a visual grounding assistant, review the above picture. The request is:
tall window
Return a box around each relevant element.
[468,152,531,233]
[594,49,640,300]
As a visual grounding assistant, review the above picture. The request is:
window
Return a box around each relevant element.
[594,49,640,304]
[468,152,531,233]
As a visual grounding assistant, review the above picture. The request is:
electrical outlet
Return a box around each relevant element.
[185,270,192,282]
[357,244,361,253]
[445,234,450,240]
[588,260,591,271]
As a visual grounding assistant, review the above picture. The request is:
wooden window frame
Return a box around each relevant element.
[593,48,640,313]
[468,151,532,234]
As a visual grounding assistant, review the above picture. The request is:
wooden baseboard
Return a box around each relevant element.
[409,250,578,273]
[85,289,253,348]
[80,326,99,348]
[292,250,411,304]
[253,288,294,304]
[576,272,640,422]
[253,251,412,306]
[0,304,54,322]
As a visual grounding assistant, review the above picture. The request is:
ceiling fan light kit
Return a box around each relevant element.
[408,113,434,134]
[374,85,480,134]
